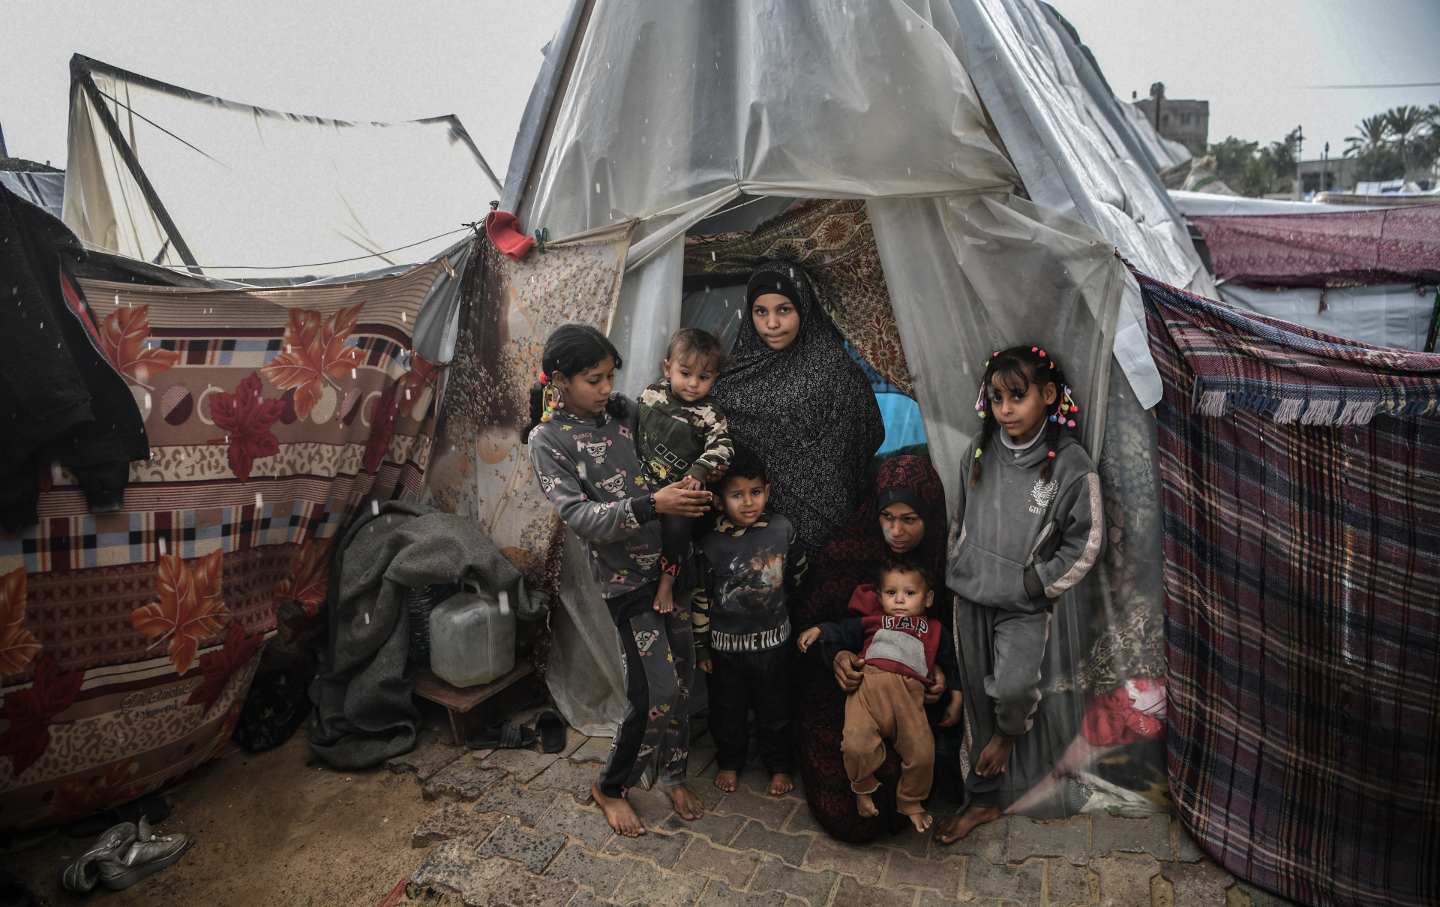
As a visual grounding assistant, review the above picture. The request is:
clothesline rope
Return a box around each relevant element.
[146,226,473,272]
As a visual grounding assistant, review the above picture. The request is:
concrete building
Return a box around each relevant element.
[1132,83,1209,157]
[1297,155,1359,195]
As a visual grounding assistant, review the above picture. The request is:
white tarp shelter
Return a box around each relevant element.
[498,0,1211,735]
[62,55,501,282]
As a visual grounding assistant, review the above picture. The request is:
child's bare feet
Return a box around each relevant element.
[933,804,1002,845]
[907,811,934,833]
[856,792,880,817]
[591,784,645,837]
[768,773,794,796]
[652,574,676,613]
[976,733,1014,777]
[668,784,704,820]
[714,769,739,793]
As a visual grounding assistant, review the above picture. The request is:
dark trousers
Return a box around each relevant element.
[709,645,793,775]
[597,584,693,798]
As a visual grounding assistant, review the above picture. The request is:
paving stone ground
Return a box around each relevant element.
[394,725,1293,907]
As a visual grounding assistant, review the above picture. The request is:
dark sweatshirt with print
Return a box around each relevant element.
[691,512,807,662]
[528,400,660,599]
[945,431,1103,613]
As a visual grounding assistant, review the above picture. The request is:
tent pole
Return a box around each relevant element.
[76,66,202,275]
[501,0,595,219]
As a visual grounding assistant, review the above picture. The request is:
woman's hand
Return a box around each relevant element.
[653,483,712,517]
[796,627,821,652]
[833,650,865,692]
[923,664,947,705]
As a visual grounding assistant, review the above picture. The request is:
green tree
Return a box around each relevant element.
[1353,145,1405,182]
[1345,115,1390,156]
[1207,137,1259,191]
[1383,104,1427,178]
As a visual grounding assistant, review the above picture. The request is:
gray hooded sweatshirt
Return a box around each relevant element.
[945,429,1103,612]
[528,400,660,599]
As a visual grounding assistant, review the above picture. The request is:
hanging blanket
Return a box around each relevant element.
[0,263,445,830]
[1188,205,1440,288]
[1141,273,1440,907]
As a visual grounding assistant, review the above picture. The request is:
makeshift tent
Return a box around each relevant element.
[62,55,500,281]
[1143,275,1440,907]
[0,170,65,219]
[0,59,494,829]
[1172,192,1440,351]
[432,0,1213,821]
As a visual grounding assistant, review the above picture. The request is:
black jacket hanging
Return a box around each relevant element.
[0,183,148,531]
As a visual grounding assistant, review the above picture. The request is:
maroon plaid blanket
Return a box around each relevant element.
[1142,273,1440,907]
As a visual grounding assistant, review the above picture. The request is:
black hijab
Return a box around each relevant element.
[711,260,883,551]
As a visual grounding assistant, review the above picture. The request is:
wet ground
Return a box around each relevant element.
[4,724,1296,906]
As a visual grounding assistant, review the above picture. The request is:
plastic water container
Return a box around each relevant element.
[428,586,515,688]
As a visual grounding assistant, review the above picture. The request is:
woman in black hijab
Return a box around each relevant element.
[710,260,883,554]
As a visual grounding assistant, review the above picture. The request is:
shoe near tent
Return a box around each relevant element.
[426,0,1212,825]
[0,56,498,831]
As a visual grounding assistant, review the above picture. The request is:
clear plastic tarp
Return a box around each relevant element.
[1219,283,1437,352]
[499,0,1190,816]
[62,57,501,281]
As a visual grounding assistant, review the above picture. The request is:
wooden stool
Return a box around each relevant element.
[412,662,536,745]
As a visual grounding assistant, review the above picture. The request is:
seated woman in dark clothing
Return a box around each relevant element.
[795,452,960,842]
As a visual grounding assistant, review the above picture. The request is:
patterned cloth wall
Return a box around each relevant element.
[0,262,443,830]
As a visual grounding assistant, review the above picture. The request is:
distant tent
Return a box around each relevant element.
[1172,191,1440,350]
[62,55,500,281]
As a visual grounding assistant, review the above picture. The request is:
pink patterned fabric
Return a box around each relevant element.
[1190,205,1440,287]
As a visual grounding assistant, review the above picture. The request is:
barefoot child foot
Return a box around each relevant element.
[668,784,705,820]
[652,574,676,613]
[975,733,1014,777]
[768,773,794,796]
[855,792,880,818]
[713,769,738,793]
[933,804,1002,845]
[906,810,934,833]
[592,784,646,837]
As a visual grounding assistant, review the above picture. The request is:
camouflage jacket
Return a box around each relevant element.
[636,380,733,484]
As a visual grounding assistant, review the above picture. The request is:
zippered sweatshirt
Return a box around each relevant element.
[528,399,660,599]
[945,430,1103,613]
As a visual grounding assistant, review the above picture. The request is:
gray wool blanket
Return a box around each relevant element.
[308,500,526,769]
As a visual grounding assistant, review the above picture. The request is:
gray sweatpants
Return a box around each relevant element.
[984,608,1052,736]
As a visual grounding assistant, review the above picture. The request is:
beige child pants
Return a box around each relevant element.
[841,665,935,815]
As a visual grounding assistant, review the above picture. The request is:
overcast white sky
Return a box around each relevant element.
[2,0,1436,174]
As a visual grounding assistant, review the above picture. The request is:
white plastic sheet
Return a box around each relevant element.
[62,58,500,280]
[1219,283,1437,352]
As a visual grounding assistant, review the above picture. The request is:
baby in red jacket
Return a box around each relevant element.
[798,559,960,832]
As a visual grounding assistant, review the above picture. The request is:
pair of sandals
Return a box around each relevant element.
[59,817,193,893]
[464,709,567,753]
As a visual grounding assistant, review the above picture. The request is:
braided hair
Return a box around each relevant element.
[969,345,1077,487]
[522,324,625,441]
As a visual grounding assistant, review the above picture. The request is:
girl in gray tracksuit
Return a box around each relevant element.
[944,345,1104,828]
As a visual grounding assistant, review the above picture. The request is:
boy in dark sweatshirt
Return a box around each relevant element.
[692,449,806,797]
[798,559,959,833]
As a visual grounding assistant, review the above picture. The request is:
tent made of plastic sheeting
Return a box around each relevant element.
[0,170,65,219]
[62,55,501,281]
[433,0,1216,822]
[1215,283,1439,352]
[1169,190,1388,218]
[1120,104,1192,174]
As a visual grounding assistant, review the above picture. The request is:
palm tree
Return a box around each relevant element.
[1383,105,1426,178]
[1345,115,1390,156]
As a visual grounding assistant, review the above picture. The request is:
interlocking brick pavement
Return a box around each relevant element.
[399,727,1283,907]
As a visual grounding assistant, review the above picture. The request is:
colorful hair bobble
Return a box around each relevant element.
[537,369,550,386]
[1047,451,1056,459]
[1067,419,1076,428]
[975,448,983,459]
